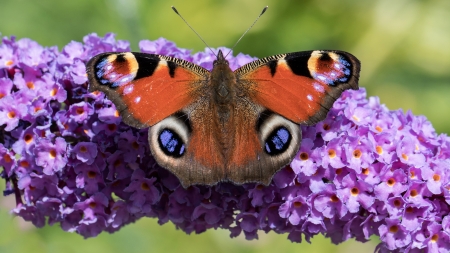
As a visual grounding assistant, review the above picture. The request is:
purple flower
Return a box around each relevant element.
[422,160,449,194]
[379,218,412,250]
[35,137,68,175]
[0,78,13,98]
[279,194,310,225]
[336,172,374,213]
[68,102,94,123]
[0,95,28,131]
[313,184,348,219]
[74,163,104,195]
[397,135,426,167]
[71,142,98,165]
[320,138,346,168]
[123,169,160,213]
[291,138,318,175]
[374,166,408,201]
[2,34,450,252]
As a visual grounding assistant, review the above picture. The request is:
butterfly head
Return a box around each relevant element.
[213,50,229,67]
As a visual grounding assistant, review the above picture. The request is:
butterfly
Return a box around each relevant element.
[86,48,360,187]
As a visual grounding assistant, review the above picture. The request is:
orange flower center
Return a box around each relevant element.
[132,141,140,150]
[431,234,439,243]
[362,168,369,175]
[387,178,396,187]
[20,161,30,168]
[114,160,122,167]
[299,152,309,161]
[402,153,408,161]
[410,189,418,197]
[375,126,383,132]
[7,111,16,119]
[76,107,85,115]
[87,171,97,178]
[49,149,57,158]
[376,146,383,154]
[350,187,359,196]
[107,124,117,132]
[433,174,441,182]
[3,154,12,163]
[389,225,399,233]
[328,149,336,158]
[50,88,57,97]
[330,195,339,202]
[141,182,150,191]
[293,201,302,208]
[353,149,362,159]
[26,81,35,89]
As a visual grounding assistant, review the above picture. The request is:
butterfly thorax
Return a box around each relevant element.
[210,50,238,119]
[209,50,239,159]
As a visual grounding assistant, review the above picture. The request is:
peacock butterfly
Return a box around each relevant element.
[86,48,360,187]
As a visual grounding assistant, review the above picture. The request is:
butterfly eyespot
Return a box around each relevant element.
[158,129,186,158]
[149,114,190,162]
[264,126,292,155]
[257,111,300,159]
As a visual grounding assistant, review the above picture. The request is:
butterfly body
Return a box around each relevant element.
[87,49,360,187]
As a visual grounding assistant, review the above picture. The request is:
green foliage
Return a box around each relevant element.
[0,0,449,251]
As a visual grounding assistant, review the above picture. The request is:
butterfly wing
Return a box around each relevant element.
[228,50,360,184]
[87,52,231,187]
[86,52,209,128]
[235,50,360,125]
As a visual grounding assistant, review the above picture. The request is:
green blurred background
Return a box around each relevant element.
[1,0,449,252]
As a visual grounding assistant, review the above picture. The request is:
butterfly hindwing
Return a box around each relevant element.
[235,50,360,125]
[86,52,209,128]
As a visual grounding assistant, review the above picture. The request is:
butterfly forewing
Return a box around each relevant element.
[235,50,360,125]
[86,52,209,128]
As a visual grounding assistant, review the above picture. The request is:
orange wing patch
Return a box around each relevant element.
[245,61,327,124]
[118,65,202,126]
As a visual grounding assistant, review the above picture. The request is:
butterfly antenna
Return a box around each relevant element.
[224,6,268,58]
[171,6,216,56]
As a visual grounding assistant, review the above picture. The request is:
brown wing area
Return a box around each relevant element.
[181,96,300,186]
[149,103,227,187]
[156,98,266,187]
[87,52,209,129]
[235,50,360,125]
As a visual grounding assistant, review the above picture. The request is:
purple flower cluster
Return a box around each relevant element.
[1,34,450,252]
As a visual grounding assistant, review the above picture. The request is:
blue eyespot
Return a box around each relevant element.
[264,127,291,155]
[158,129,185,158]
